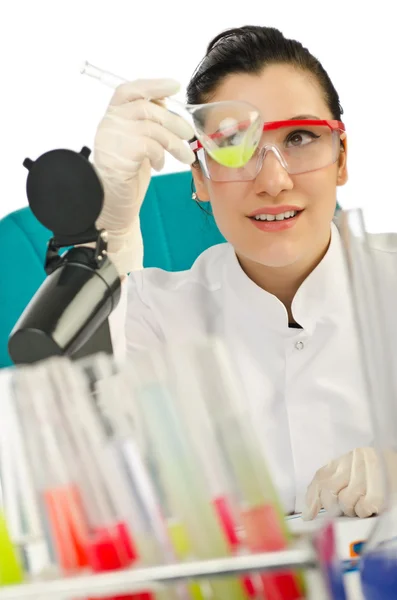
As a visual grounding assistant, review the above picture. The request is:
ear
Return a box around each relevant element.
[191,164,211,202]
[337,133,348,187]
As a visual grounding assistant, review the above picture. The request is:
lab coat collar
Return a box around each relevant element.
[224,222,348,334]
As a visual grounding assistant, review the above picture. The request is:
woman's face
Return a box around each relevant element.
[192,64,348,269]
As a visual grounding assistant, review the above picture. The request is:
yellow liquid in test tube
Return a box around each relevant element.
[167,520,208,600]
[140,386,248,600]
[163,469,247,600]
[0,512,24,585]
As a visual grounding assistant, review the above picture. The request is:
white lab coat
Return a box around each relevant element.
[109,222,397,514]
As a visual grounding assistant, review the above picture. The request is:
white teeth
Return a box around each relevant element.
[254,210,297,221]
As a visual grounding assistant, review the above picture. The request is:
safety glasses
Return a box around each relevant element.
[187,100,345,182]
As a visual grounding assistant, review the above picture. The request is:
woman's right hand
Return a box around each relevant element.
[93,78,195,275]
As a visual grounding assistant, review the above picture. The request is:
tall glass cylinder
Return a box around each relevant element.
[336,208,397,599]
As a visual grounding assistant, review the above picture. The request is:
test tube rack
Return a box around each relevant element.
[0,542,341,600]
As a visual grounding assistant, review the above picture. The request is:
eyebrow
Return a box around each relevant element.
[289,114,320,120]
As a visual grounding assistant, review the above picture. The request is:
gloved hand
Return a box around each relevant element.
[93,79,195,275]
[303,447,397,520]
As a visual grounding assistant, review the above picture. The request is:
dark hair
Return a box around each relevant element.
[187,25,343,120]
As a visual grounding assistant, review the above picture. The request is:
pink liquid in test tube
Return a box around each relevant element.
[241,505,302,600]
[86,521,153,600]
[212,496,258,598]
[44,484,90,573]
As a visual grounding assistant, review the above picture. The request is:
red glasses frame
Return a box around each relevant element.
[189,119,345,152]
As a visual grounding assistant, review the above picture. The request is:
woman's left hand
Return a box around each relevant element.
[303,447,397,520]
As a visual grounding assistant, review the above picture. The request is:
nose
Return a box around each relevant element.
[253,146,294,197]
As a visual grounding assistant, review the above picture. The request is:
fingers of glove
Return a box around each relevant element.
[338,485,365,517]
[302,456,352,521]
[96,119,195,168]
[335,448,381,517]
[110,78,181,106]
[338,480,381,518]
[303,467,334,521]
[136,136,166,171]
[132,120,195,164]
[95,163,149,220]
[354,494,382,518]
[351,448,382,516]
[302,483,322,521]
[319,459,353,516]
[97,132,166,173]
[312,458,351,493]
[354,449,384,517]
[320,487,343,516]
[107,99,194,141]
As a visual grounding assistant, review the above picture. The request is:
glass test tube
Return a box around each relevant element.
[166,341,305,600]
[49,357,155,600]
[124,349,250,600]
[13,363,90,576]
[336,209,397,600]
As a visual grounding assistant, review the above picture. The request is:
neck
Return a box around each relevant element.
[237,233,331,323]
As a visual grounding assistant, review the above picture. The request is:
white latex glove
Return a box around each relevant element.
[303,447,397,520]
[93,79,195,275]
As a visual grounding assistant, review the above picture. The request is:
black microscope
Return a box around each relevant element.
[8,147,121,365]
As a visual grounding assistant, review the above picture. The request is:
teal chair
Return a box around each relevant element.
[0,171,225,368]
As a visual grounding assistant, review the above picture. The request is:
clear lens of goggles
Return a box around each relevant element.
[187,100,263,168]
[196,122,341,182]
[167,99,263,167]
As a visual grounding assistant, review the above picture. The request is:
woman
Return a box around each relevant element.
[94,25,397,519]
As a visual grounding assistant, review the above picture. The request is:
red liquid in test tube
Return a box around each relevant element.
[213,496,239,548]
[212,496,258,598]
[241,504,302,600]
[44,484,90,573]
[86,521,153,600]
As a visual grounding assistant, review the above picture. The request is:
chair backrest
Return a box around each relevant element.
[0,170,225,368]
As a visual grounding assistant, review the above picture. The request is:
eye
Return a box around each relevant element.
[286,130,320,147]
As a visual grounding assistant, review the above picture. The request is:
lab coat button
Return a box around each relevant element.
[295,341,304,350]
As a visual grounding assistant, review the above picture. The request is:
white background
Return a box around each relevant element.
[0,0,394,231]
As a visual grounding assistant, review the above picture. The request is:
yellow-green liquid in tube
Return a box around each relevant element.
[0,512,24,585]
[167,519,208,600]
[140,386,248,600]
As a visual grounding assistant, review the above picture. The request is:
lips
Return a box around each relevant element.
[249,209,303,232]
[252,209,298,222]
[248,205,303,218]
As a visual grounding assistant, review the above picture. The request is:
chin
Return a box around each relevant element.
[242,241,304,269]
[257,254,302,269]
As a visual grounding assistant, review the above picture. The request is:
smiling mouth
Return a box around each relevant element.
[249,209,303,222]
[248,208,304,232]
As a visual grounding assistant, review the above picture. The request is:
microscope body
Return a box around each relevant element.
[8,147,121,365]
